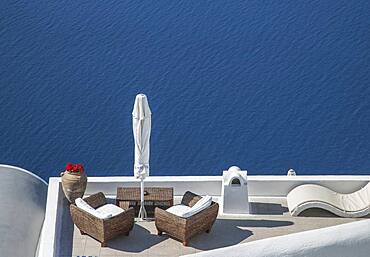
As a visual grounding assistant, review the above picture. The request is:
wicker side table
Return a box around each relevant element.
[116,187,173,217]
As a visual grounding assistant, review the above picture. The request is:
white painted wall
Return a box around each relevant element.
[0,164,48,257]
[182,219,370,257]
[85,176,222,196]
[84,175,370,197]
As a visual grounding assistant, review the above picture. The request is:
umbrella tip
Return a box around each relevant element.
[136,93,147,98]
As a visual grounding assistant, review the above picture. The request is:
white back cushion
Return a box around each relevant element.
[192,195,212,209]
[166,204,192,217]
[182,195,212,218]
[75,198,96,213]
[96,204,124,217]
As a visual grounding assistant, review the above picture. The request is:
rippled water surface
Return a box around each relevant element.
[1,1,370,179]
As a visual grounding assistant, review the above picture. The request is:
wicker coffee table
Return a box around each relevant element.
[116,187,173,217]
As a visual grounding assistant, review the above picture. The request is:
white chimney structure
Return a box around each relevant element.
[221,166,250,215]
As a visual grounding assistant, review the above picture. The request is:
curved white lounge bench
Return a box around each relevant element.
[0,164,48,257]
[287,183,370,217]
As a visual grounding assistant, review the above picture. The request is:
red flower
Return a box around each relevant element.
[65,163,74,171]
[65,163,84,173]
[76,164,84,172]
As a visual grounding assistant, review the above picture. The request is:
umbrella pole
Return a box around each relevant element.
[139,178,147,221]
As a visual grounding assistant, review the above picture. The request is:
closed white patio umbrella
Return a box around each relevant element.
[132,93,151,220]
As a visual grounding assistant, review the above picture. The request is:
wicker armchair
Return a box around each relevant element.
[155,191,219,246]
[70,192,135,247]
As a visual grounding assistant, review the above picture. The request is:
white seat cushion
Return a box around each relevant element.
[166,196,213,218]
[96,204,124,218]
[166,204,192,217]
[75,198,113,219]
[75,198,105,219]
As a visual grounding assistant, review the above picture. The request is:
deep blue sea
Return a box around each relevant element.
[1,1,370,180]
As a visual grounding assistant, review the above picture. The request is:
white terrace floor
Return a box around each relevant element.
[56,197,365,257]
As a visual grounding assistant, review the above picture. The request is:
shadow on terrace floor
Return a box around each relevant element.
[180,218,293,251]
[105,224,167,252]
[299,208,370,218]
[249,202,289,215]
[96,218,293,253]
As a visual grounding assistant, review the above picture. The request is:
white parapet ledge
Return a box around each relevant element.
[85,175,370,181]
[37,178,63,257]
[250,175,370,181]
[86,176,223,182]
